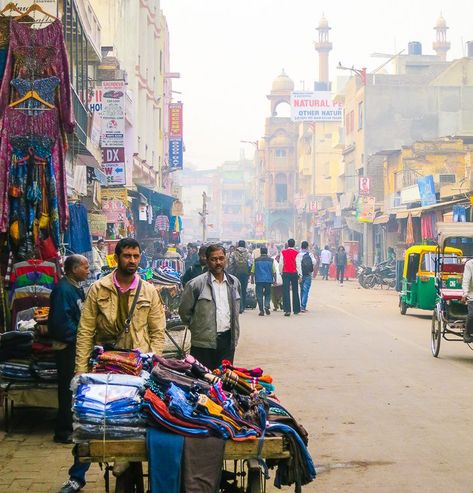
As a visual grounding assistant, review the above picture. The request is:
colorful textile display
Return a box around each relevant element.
[91,348,143,376]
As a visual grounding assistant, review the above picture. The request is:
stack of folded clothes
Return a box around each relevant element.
[91,347,143,376]
[0,331,34,380]
[214,360,276,395]
[71,373,146,441]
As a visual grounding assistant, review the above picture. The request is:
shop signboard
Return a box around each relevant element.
[417,175,436,207]
[359,177,370,195]
[101,147,126,185]
[356,195,375,223]
[290,91,343,122]
[101,187,128,205]
[169,138,183,170]
[89,213,108,237]
[169,102,183,170]
[88,86,102,114]
[101,81,125,147]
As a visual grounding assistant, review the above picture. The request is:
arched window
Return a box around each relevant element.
[275,173,287,203]
[273,101,291,118]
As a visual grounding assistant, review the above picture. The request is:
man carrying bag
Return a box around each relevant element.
[59,238,165,493]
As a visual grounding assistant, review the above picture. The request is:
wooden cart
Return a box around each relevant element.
[78,436,289,493]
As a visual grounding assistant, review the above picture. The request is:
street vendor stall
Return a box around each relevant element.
[72,352,316,493]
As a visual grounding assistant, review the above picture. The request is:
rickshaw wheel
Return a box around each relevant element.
[400,300,407,315]
[431,312,442,357]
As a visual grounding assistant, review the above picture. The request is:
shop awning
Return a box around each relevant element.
[395,198,468,219]
[136,185,176,214]
[373,214,391,225]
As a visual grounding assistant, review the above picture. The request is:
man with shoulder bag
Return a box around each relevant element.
[58,238,165,493]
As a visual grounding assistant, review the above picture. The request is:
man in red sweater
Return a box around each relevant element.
[279,238,300,316]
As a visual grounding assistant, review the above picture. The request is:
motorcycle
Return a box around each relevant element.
[357,265,373,289]
[362,260,396,289]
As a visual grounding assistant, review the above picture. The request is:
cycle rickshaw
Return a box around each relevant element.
[431,222,473,357]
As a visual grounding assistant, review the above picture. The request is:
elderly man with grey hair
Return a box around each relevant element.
[48,255,90,445]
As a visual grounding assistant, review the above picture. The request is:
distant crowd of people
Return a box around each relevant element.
[181,239,351,317]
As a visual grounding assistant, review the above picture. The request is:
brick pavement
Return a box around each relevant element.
[0,406,113,492]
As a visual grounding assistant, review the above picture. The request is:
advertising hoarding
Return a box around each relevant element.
[290,91,343,122]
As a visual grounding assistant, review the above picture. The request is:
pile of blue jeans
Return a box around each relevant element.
[71,373,146,441]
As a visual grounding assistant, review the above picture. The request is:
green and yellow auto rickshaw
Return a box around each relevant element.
[399,245,462,315]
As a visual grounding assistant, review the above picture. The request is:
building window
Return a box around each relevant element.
[275,173,287,203]
[358,101,363,130]
[439,174,456,184]
[275,148,286,157]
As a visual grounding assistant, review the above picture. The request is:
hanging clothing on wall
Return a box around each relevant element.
[63,203,92,254]
[421,214,434,240]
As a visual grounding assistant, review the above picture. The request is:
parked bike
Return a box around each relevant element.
[361,260,396,289]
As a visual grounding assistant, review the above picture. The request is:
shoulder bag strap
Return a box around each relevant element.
[124,279,142,334]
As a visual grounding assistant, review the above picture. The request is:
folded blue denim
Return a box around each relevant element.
[71,373,145,391]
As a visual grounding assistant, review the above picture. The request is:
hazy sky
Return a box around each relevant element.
[161,0,473,170]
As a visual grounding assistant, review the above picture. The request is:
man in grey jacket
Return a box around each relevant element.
[179,244,241,370]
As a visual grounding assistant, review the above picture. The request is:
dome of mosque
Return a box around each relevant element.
[271,70,294,93]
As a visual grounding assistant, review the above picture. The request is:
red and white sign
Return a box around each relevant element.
[101,81,125,147]
[359,177,371,195]
[290,91,343,122]
[101,147,126,186]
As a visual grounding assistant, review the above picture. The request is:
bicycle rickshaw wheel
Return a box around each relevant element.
[431,312,442,357]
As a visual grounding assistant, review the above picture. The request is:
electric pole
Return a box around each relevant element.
[199,191,208,242]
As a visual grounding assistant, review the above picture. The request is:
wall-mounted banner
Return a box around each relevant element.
[417,175,436,207]
[102,147,126,186]
[169,138,183,170]
[290,91,343,122]
[101,81,125,147]
[356,195,376,223]
[169,103,183,138]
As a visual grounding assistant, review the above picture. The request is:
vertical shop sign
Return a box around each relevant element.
[101,81,125,147]
[356,196,376,223]
[417,175,436,207]
[169,102,183,170]
[102,147,126,185]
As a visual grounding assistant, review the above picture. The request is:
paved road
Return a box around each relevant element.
[1,280,473,492]
[239,280,473,492]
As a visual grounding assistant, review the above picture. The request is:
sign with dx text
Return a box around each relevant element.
[102,147,126,186]
[290,91,343,122]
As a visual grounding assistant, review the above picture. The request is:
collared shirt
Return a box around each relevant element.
[113,270,139,294]
[211,273,231,333]
[320,249,332,264]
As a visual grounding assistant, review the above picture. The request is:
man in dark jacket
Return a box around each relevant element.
[228,240,251,313]
[181,246,207,286]
[179,244,241,370]
[251,247,276,316]
[48,255,90,444]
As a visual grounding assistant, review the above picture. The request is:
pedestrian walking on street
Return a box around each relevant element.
[181,245,208,286]
[228,240,251,313]
[59,238,166,493]
[320,245,332,280]
[335,246,348,284]
[179,244,241,370]
[251,246,276,316]
[461,258,473,342]
[271,252,283,311]
[279,238,300,316]
[296,241,317,312]
[48,255,90,445]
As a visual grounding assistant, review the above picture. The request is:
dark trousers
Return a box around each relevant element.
[467,301,473,336]
[321,263,330,279]
[282,272,300,314]
[256,282,271,312]
[55,343,76,439]
[236,273,249,312]
[336,265,346,283]
[190,331,234,370]
[69,445,91,486]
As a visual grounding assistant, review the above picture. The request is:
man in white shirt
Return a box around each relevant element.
[296,241,317,312]
[320,245,332,280]
[179,245,241,369]
[461,258,473,342]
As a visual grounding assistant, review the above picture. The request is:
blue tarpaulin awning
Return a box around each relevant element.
[136,185,176,214]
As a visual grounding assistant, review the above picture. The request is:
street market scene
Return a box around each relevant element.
[1,1,473,492]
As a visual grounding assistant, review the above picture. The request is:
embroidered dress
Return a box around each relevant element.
[0,19,74,132]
